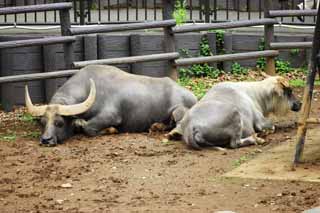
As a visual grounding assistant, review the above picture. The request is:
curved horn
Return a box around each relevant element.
[58,78,96,116]
[25,84,47,116]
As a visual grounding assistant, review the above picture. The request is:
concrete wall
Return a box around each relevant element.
[0,32,310,110]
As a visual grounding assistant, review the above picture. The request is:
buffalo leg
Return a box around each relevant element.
[76,114,121,136]
[235,134,265,148]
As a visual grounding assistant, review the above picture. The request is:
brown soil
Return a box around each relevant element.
[1,87,320,213]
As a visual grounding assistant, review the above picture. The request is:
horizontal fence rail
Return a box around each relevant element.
[0,2,73,15]
[0,36,76,49]
[73,52,180,68]
[70,19,176,35]
[270,42,313,50]
[0,70,78,84]
[175,50,279,67]
[269,9,318,18]
[173,18,278,33]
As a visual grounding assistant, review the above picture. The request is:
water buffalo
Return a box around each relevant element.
[25,65,197,146]
[169,76,302,149]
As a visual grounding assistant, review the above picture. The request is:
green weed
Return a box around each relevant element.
[173,0,187,25]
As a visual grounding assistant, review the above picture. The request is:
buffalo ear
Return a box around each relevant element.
[261,71,271,79]
[172,105,188,123]
[274,77,290,96]
[277,76,290,88]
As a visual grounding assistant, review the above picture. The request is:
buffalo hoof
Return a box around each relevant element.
[166,128,182,140]
[149,123,167,133]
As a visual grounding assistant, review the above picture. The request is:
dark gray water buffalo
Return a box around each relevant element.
[169,76,301,149]
[25,65,197,146]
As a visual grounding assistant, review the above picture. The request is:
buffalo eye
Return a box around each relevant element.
[40,117,47,126]
[284,88,292,96]
[54,120,64,128]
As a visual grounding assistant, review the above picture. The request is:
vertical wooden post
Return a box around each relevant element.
[163,25,178,80]
[59,8,74,69]
[163,0,177,80]
[264,0,275,75]
[293,2,320,166]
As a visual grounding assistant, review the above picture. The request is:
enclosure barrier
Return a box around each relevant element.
[270,42,312,50]
[0,2,73,15]
[173,18,278,33]
[69,19,176,35]
[0,2,73,69]
[70,19,177,79]
[175,50,279,66]
[0,70,78,84]
[268,9,317,18]
[268,9,317,51]
[73,52,180,68]
[0,36,76,49]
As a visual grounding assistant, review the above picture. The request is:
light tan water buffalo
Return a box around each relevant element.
[169,76,302,149]
[25,65,197,146]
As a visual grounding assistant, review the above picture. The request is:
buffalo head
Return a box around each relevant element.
[25,79,96,146]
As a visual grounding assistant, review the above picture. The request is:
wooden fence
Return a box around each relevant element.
[0,1,317,105]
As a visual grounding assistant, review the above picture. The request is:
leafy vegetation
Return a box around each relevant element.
[178,37,223,79]
[231,62,249,75]
[0,132,16,142]
[173,0,187,25]
[20,113,36,124]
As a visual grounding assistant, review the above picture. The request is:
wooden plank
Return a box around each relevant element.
[270,42,312,49]
[70,19,176,35]
[0,36,75,49]
[175,50,279,66]
[0,2,72,15]
[84,35,98,61]
[73,52,180,68]
[223,33,233,72]
[98,34,130,72]
[269,9,317,18]
[0,69,78,84]
[173,18,278,33]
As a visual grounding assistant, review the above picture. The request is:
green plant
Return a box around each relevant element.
[212,30,225,54]
[290,48,300,56]
[231,63,248,75]
[173,0,187,25]
[0,133,16,142]
[178,37,222,78]
[275,59,292,74]
[200,37,212,57]
[178,77,212,99]
[256,38,266,69]
[23,131,41,139]
[289,79,320,87]
[20,113,36,124]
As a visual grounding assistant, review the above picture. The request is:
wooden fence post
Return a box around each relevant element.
[162,0,177,80]
[164,25,178,80]
[293,2,320,166]
[59,8,74,69]
[264,0,276,75]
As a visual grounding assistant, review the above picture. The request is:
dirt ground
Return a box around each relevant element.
[1,87,320,213]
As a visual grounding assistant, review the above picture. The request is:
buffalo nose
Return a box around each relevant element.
[40,136,53,144]
[292,102,302,111]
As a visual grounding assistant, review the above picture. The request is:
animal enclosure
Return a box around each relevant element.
[1,1,320,212]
